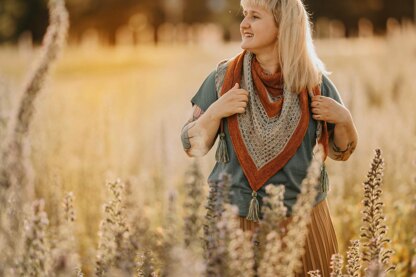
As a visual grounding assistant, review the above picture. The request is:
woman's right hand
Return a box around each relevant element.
[207,83,249,120]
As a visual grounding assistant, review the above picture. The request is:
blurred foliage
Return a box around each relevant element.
[307,0,414,36]
[0,0,48,42]
[0,0,414,44]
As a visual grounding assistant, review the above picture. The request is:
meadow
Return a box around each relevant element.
[0,23,415,275]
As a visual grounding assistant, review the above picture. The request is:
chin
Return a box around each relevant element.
[240,42,253,51]
[241,45,258,55]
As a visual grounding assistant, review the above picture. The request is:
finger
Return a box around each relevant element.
[236,101,247,108]
[233,95,248,103]
[236,89,249,96]
[310,101,319,108]
[312,114,322,120]
[238,101,248,108]
[318,95,327,101]
[311,108,320,114]
[237,107,246,113]
[229,85,241,94]
[235,93,248,100]
[314,95,328,102]
[312,95,321,101]
[230,89,245,95]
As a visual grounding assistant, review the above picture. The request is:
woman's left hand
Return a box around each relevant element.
[311,95,351,125]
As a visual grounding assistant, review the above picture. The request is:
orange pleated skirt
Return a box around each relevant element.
[238,198,339,277]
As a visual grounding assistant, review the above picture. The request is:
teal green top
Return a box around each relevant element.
[191,69,343,218]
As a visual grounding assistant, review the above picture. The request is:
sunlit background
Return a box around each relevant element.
[0,0,415,45]
[0,0,416,276]
[0,0,416,43]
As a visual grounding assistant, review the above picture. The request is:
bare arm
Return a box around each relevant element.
[328,114,358,161]
[181,83,249,157]
[311,95,358,161]
[181,105,222,157]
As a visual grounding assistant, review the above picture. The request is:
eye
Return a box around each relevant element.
[240,11,260,20]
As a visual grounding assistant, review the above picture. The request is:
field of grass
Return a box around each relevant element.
[0,27,415,275]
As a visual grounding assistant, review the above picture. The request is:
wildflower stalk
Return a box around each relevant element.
[166,245,205,277]
[276,145,324,276]
[365,260,385,277]
[0,0,69,200]
[217,204,255,277]
[308,270,322,277]
[136,250,159,277]
[18,199,51,276]
[203,173,232,277]
[346,240,361,277]
[330,253,344,277]
[0,186,21,275]
[160,189,179,276]
[95,179,131,276]
[132,211,162,277]
[203,178,221,277]
[122,178,158,274]
[50,192,82,276]
[183,161,204,249]
[257,230,285,277]
[62,192,76,223]
[256,145,323,277]
[161,164,206,277]
[257,184,287,242]
[0,1,68,270]
[256,185,287,277]
[410,195,416,276]
[360,149,395,274]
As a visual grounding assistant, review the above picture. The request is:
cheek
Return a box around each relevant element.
[262,29,278,44]
[269,25,279,40]
[256,22,278,42]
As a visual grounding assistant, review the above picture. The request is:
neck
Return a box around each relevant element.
[254,52,280,74]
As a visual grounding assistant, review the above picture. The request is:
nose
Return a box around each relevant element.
[240,16,249,30]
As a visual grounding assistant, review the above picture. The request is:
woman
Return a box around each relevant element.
[181,0,358,275]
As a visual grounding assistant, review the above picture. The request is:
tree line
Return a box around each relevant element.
[0,0,414,44]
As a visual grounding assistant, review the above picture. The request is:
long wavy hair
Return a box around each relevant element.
[240,0,329,93]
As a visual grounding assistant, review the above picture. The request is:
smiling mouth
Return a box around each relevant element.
[243,33,254,38]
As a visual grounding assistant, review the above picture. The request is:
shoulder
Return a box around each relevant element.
[214,59,231,96]
[202,69,217,88]
[190,56,235,111]
[216,59,229,79]
[190,69,218,111]
[321,74,336,96]
[197,57,231,92]
[321,74,343,105]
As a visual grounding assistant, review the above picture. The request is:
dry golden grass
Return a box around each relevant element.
[0,25,415,276]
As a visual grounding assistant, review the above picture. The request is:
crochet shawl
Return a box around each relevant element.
[214,51,329,221]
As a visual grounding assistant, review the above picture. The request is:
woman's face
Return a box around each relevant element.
[240,5,278,55]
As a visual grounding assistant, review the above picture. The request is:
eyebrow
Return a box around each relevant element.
[242,10,262,16]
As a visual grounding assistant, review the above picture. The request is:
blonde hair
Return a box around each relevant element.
[240,0,329,93]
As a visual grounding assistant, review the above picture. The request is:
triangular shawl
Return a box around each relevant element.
[215,50,328,192]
